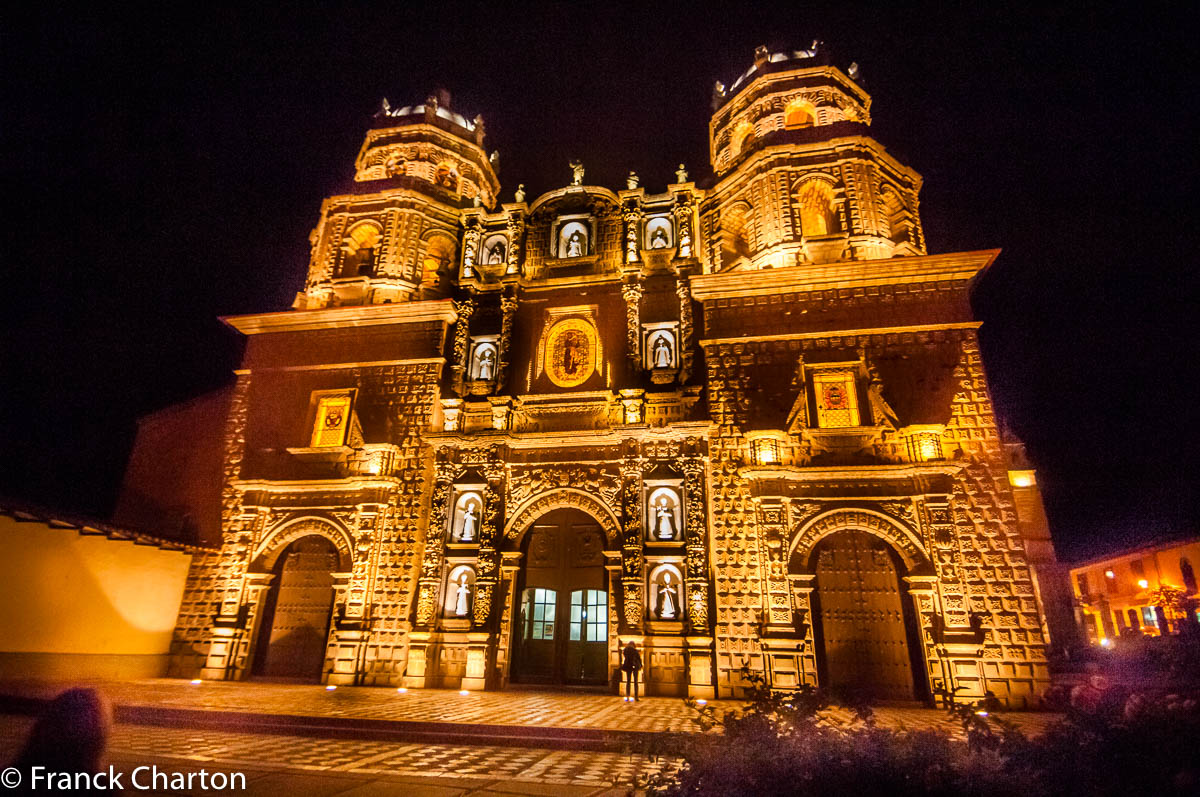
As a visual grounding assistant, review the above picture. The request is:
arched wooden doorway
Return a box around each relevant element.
[811,529,925,702]
[252,535,338,682]
[510,508,609,686]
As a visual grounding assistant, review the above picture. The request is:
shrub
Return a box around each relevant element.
[645,668,1199,796]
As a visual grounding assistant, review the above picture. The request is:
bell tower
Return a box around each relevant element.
[703,44,925,270]
[294,90,501,308]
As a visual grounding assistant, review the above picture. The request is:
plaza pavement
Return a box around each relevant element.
[0,680,1061,795]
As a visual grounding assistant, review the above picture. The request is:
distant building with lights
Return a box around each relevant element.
[1071,537,1200,645]
[119,45,1058,705]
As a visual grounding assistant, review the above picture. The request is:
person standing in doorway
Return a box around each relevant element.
[621,640,643,702]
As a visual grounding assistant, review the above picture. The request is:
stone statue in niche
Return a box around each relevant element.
[652,334,673,368]
[653,495,678,539]
[455,573,471,616]
[658,571,679,619]
[650,227,669,249]
[566,230,585,258]
[456,499,480,542]
[475,348,495,381]
[486,241,506,264]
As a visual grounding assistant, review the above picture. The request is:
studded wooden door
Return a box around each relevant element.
[256,536,337,682]
[512,509,608,685]
[813,530,917,701]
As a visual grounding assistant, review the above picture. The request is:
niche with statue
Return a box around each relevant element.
[449,489,484,544]
[467,337,499,385]
[481,233,508,267]
[555,218,591,259]
[645,485,683,543]
[444,564,476,618]
[648,563,684,621]
[643,216,675,250]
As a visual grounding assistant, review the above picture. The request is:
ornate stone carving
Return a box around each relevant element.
[451,299,476,397]
[675,277,695,383]
[790,509,928,573]
[505,216,523,275]
[462,223,481,277]
[623,208,642,263]
[504,488,621,546]
[676,456,710,631]
[620,456,646,629]
[673,199,694,258]
[497,295,517,389]
[415,476,453,627]
[506,465,621,513]
[622,281,643,372]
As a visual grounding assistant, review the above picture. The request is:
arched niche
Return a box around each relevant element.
[445,564,476,617]
[422,233,457,288]
[482,233,508,265]
[646,486,682,542]
[251,516,354,574]
[450,490,484,543]
[719,202,751,269]
[557,220,590,259]
[468,338,498,382]
[645,328,677,371]
[648,563,684,620]
[644,216,674,249]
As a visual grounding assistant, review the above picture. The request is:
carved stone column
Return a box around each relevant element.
[415,464,455,628]
[497,295,518,389]
[677,456,710,633]
[461,220,481,278]
[472,462,505,629]
[450,299,475,397]
[505,215,524,275]
[673,197,695,258]
[675,276,695,384]
[619,456,646,631]
[756,499,793,629]
[623,207,642,264]
[621,281,643,375]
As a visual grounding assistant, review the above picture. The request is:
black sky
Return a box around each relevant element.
[2,3,1196,562]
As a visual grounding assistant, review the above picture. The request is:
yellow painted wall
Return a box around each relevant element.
[0,515,193,675]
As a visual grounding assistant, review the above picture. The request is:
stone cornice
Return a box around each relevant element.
[223,300,457,336]
[738,462,964,482]
[688,249,999,301]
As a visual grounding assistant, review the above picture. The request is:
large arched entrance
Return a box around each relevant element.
[510,508,609,685]
[810,529,925,702]
[252,535,338,682]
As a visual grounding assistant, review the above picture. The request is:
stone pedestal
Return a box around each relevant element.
[685,635,715,698]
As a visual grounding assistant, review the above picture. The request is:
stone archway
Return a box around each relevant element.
[248,517,354,683]
[502,490,620,689]
[790,509,931,702]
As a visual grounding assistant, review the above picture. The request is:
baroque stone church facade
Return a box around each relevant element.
[152,46,1052,705]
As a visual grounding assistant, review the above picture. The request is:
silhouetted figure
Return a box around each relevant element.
[13,687,112,784]
[620,640,643,702]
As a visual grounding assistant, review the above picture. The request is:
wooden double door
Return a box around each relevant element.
[252,536,337,682]
[812,530,924,702]
[511,509,609,685]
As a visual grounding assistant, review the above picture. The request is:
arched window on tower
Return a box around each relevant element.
[784,98,816,128]
[421,234,456,293]
[796,179,837,237]
[719,203,751,270]
[340,223,382,278]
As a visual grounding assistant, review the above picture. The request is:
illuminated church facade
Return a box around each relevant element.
[144,46,1054,705]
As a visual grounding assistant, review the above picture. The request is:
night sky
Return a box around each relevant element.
[2,4,1196,562]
